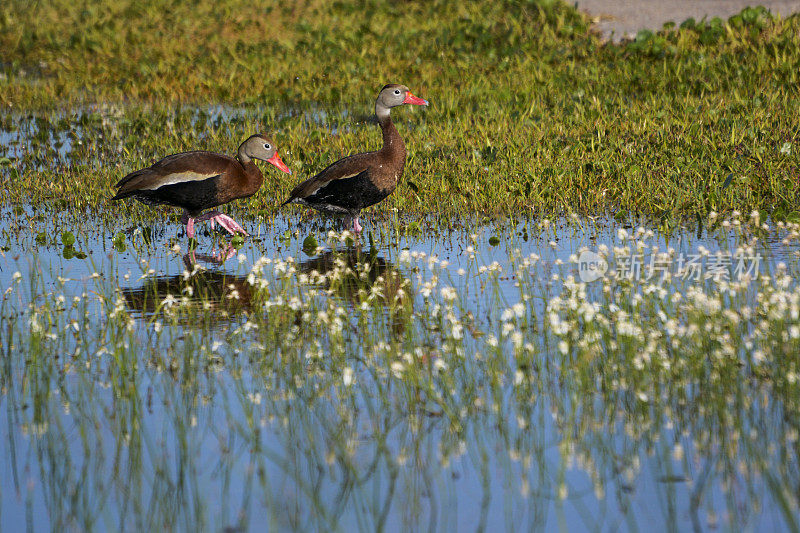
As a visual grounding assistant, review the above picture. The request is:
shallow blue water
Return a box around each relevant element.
[0,208,798,530]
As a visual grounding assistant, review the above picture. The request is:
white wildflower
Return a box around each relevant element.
[440,286,458,302]
[343,367,355,386]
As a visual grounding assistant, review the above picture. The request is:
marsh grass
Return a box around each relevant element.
[1,2,800,218]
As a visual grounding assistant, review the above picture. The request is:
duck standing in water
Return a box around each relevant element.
[112,134,291,239]
[282,84,428,233]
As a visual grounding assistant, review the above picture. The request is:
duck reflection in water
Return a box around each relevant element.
[122,249,411,331]
[185,244,238,266]
[122,251,252,323]
[300,249,412,335]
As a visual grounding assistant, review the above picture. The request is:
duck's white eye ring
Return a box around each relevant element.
[394,89,401,95]
[264,143,271,150]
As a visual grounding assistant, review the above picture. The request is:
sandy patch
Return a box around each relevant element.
[574,0,800,40]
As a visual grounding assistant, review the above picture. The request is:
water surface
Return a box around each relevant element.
[1,207,798,531]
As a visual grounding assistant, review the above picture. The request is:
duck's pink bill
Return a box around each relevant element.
[268,153,291,174]
[403,91,429,106]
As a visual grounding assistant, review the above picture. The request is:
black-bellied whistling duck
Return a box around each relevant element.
[112,134,291,239]
[282,84,428,233]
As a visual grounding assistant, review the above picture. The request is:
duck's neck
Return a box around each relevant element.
[235,153,263,194]
[376,104,405,159]
[237,146,251,165]
[237,151,261,176]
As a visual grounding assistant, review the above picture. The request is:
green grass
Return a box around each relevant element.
[2,1,800,219]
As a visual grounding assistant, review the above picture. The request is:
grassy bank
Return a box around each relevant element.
[1,1,799,218]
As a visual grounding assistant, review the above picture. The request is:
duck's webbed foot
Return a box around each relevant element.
[195,211,249,236]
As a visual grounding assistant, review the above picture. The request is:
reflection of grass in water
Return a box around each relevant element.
[301,249,408,304]
[300,248,412,336]
[1,219,799,529]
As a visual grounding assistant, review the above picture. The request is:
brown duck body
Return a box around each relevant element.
[282,84,427,231]
[112,151,264,217]
[112,133,290,240]
[284,117,406,217]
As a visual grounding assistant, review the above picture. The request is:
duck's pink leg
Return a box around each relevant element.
[181,212,197,238]
[343,215,362,234]
[183,251,197,269]
[212,244,237,263]
[193,210,248,236]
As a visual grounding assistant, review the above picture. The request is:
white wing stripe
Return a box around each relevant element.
[141,171,219,190]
